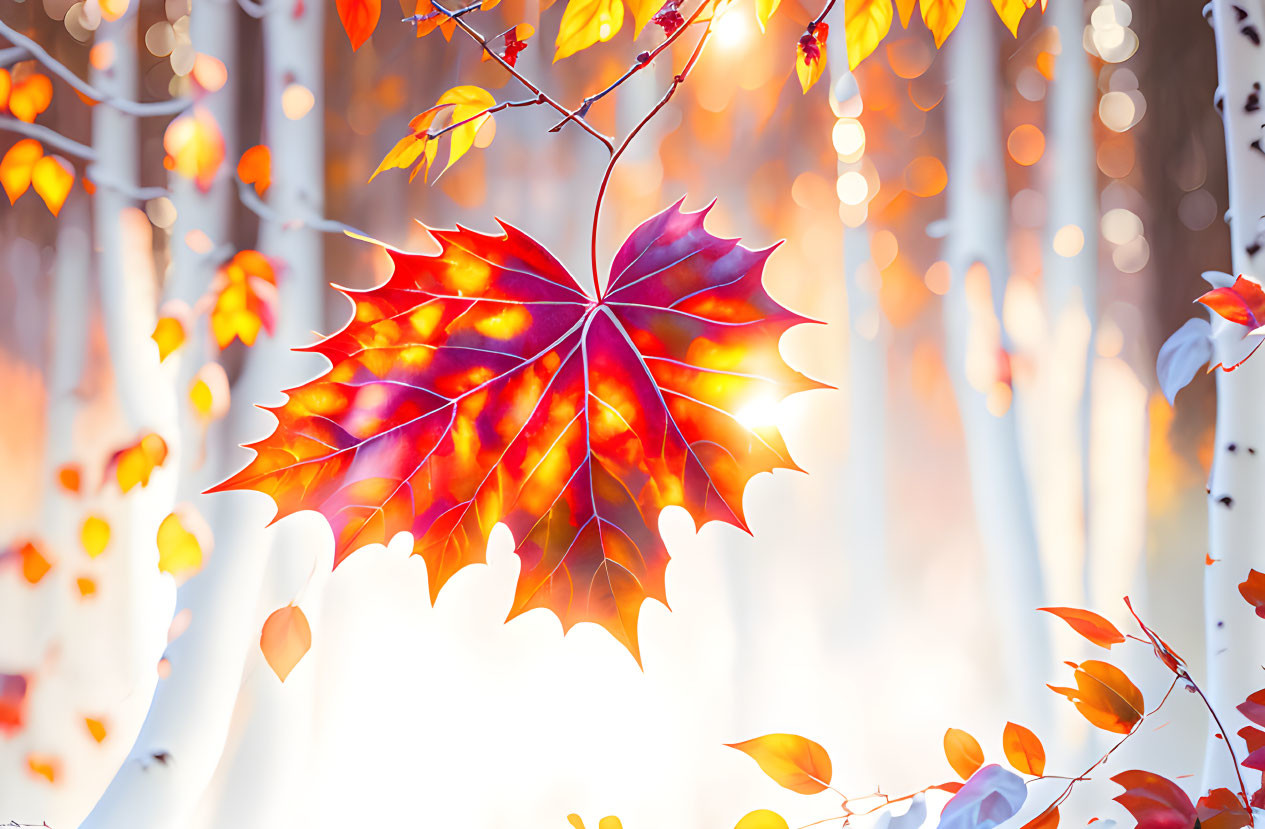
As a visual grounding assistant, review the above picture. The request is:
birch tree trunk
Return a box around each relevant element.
[943,0,1050,721]
[1201,0,1265,792]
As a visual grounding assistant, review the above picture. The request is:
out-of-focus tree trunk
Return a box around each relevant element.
[943,0,1050,722]
[1201,0,1265,793]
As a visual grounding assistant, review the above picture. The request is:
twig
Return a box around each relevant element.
[0,46,27,67]
[588,10,714,296]
[548,0,712,133]
[808,0,835,31]
[0,114,96,160]
[0,19,189,116]
[236,178,370,238]
[426,1,614,151]
[427,94,544,139]
[402,2,479,23]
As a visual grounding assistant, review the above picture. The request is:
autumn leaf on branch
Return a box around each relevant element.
[372,86,497,183]
[210,201,822,661]
[337,0,382,50]
[796,22,828,93]
[1048,659,1144,734]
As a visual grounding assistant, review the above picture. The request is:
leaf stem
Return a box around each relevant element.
[426,95,545,140]
[588,6,714,298]
[808,0,835,31]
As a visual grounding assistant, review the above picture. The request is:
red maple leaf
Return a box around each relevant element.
[210,201,821,661]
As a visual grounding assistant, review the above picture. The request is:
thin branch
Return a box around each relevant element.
[426,1,614,151]
[0,114,96,160]
[548,0,711,133]
[588,10,714,296]
[808,0,835,31]
[0,19,189,117]
[0,46,27,67]
[427,94,544,140]
[236,179,370,238]
[402,2,479,24]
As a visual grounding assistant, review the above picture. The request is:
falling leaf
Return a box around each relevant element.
[894,0,915,27]
[56,463,82,494]
[209,250,279,348]
[26,754,57,783]
[726,734,832,794]
[991,0,1026,35]
[210,202,819,661]
[1048,660,1144,734]
[1001,722,1044,776]
[1111,770,1197,829]
[163,106,226,192]
[84,717,107,743]
[31,155,73,216]
[734,810,789,829]
[920,0,964,47]
[237,144,271,195]
[260,605,311,682]
[844,0,892,70]
[0,139,43,203]
[8,74,52,123]
[337,0,381,49]
[156,509,207,580]
[109,433,169,492]
[189,363,231,421]
[755,0,780,32]
[20,542,50,584]
[1198,276,1265,330]
[1240,569,1265,618]
[796,24,828,93]
[1038,606,1125,649]
[80,515,110,558]
[76,577,96,598]
[1197,788,1251,829]
[0,673,28,735]
[152,315,187,361]
[555,0,624,61]
[944,728,984,779]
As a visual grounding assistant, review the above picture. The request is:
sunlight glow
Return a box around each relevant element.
[735,396,780,429]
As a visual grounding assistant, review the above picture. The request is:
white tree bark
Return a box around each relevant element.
[943,0,1050,722]
[1201,0,1265,793]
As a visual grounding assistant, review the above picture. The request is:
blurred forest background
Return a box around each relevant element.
[0,0,1240,825]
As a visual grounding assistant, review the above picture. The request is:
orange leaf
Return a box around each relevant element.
[991,0,1026,36]
[845,0,893,70]
[920,0,964,47]
[151,315,186,361]
[1111,770,1196,828]
[1197,788,1251,829]
[943,727,984,779]
[1001,722,1045,775]
[0,139,42,203]
[1021,807,1059,829]
[260,605,311,682]
[1048,660,1144,734]
[337,0,381,50]
[1198,276,1265,330]
[894,0,915,26]
[0,68,10,111]
[209,250,278,348]
[20,541,50,584]
[76,576,96,597]
[726,734,833,794]
[80,515,110,558]
[84,716,107,743]
[236,144,271,195]
[1240,569,1265,618]
[32,155,74,216]
[26,753,58,783]
[9,74,52,123]
[208,203,821,662]
[1039,607,1125,649]
[163,106,226,192]
[56,463,82,494]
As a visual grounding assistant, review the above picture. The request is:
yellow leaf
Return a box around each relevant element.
[434,86,496,175]
[597,819,622,829]
[31,155,73,216]
[845,0,893,69]
[554,0,624,61]
[189,363,230,421]
[895,0,915,26]
[157,510,206,580]
[567,816,586,829]
[735,810,790,829]
[943,727,984,779]
[726,733,832,794]
[26,754,57,783]
[151,316,186,361]
[80,515,110,558]
[84,716,107,743]
[260,605,311,682]
[8,74,52,123]
[755,0,781,32]
[163,106,225,192]
[625,0,660,35]
[0,139,42,203]
[920,0,964,47]
[113,433,168,492]
[992,0,1025,36]
[795,28,828,94]
[1002,722,1045,776]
